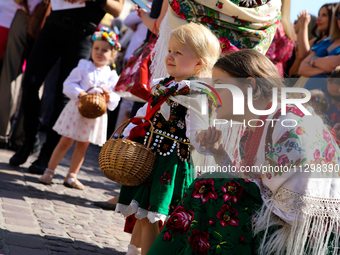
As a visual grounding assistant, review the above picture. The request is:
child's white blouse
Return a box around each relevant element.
[63,59,120,111]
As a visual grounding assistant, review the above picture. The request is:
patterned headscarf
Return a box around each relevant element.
[92,28,121,51]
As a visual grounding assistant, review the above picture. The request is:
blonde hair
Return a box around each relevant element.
[330,2,340,40]
[170,22,221,78]
[281,0,295,41]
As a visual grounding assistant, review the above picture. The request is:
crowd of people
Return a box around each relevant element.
[1,0,340,254]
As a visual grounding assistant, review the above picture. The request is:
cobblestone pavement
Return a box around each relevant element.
[0,134,130,255]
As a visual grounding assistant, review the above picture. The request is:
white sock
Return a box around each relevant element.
[66,172,76,184]
[44,168,54,177]
[126,244,141,255]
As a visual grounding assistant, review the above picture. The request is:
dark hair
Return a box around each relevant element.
[213,50,282,101]
[308,14,317,41]
[312,3,336,44]
[327,66,340,85]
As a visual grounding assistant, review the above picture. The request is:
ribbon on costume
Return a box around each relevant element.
[128,118,151,140]
[128,95,172,140]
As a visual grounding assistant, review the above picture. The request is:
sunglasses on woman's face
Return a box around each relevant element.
[326,91,340,102]
[336,11,340,20]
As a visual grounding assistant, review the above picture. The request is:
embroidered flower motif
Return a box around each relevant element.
[208,218,216,225]
[169,202,177,212]
[296,126,305,135]
[201,16,214,24]
[216,204,239,227]
[177,120,185,129]
[276,146,282,153]
[163,231,171,242]
[218,36,238,55]
[278,154,290,167]
[221,180,245,203]
[324,143,336,163]
[192,179,218,204]
[314,149,320,163]
[188,230,210,255]
[232,16,250,26]
[181,148,186,155]
[170,0,186,19]
[216,0,223,9]
[323,129,332,144]
[163,144,169,150]
[157,123,162,128]
[176,85,190,95]
[160,172,171,184]
[239,236,245,243]
[170,127,176,133]
[166,206,194,234]
[169,114,176,123]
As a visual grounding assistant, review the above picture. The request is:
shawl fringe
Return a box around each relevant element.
[253,188,340,255]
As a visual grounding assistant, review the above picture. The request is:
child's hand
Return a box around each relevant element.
[78,91,87,98]
[197,127,225,155]
[102,87,110,102]
[136,5,150,19]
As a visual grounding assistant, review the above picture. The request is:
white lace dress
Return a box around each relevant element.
[53,59,120,146]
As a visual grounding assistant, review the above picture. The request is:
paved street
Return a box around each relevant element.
[0,134,129,255]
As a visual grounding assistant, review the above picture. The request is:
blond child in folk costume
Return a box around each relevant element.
[115,23,220,255]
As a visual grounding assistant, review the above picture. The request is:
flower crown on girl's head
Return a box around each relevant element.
[92,28,121,51]
[300,93,328,105]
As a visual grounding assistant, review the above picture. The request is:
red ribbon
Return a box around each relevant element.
[128,86,173,140]
[128,118,150,140]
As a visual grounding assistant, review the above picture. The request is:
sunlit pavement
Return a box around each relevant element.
[0,133,129,255]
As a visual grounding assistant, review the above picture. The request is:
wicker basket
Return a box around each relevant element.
[78,87,107,119]
[98,118,156,186]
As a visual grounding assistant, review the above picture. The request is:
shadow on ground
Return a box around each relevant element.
[0,229,125,255]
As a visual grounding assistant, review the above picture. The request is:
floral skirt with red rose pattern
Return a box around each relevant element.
[116,152,194,223]
[147,173,263,255]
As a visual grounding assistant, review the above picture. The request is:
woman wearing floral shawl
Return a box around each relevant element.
[151,0,281,79]
[147,48,340,254]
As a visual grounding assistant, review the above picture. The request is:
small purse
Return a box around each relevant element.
[78,87,107,119]
[23,0,51,39]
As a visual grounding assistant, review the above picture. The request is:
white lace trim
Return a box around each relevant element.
[115,200,170,223]
[252,187,340,255]
[275,187,340,219]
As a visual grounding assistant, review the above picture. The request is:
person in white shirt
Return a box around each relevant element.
[38,29,121,190]
[123,5,149,66]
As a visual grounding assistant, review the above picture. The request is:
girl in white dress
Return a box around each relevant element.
[39,28,121,190]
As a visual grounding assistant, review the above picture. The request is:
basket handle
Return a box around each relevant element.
[108,117,154,149]
[85,86,104,95]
